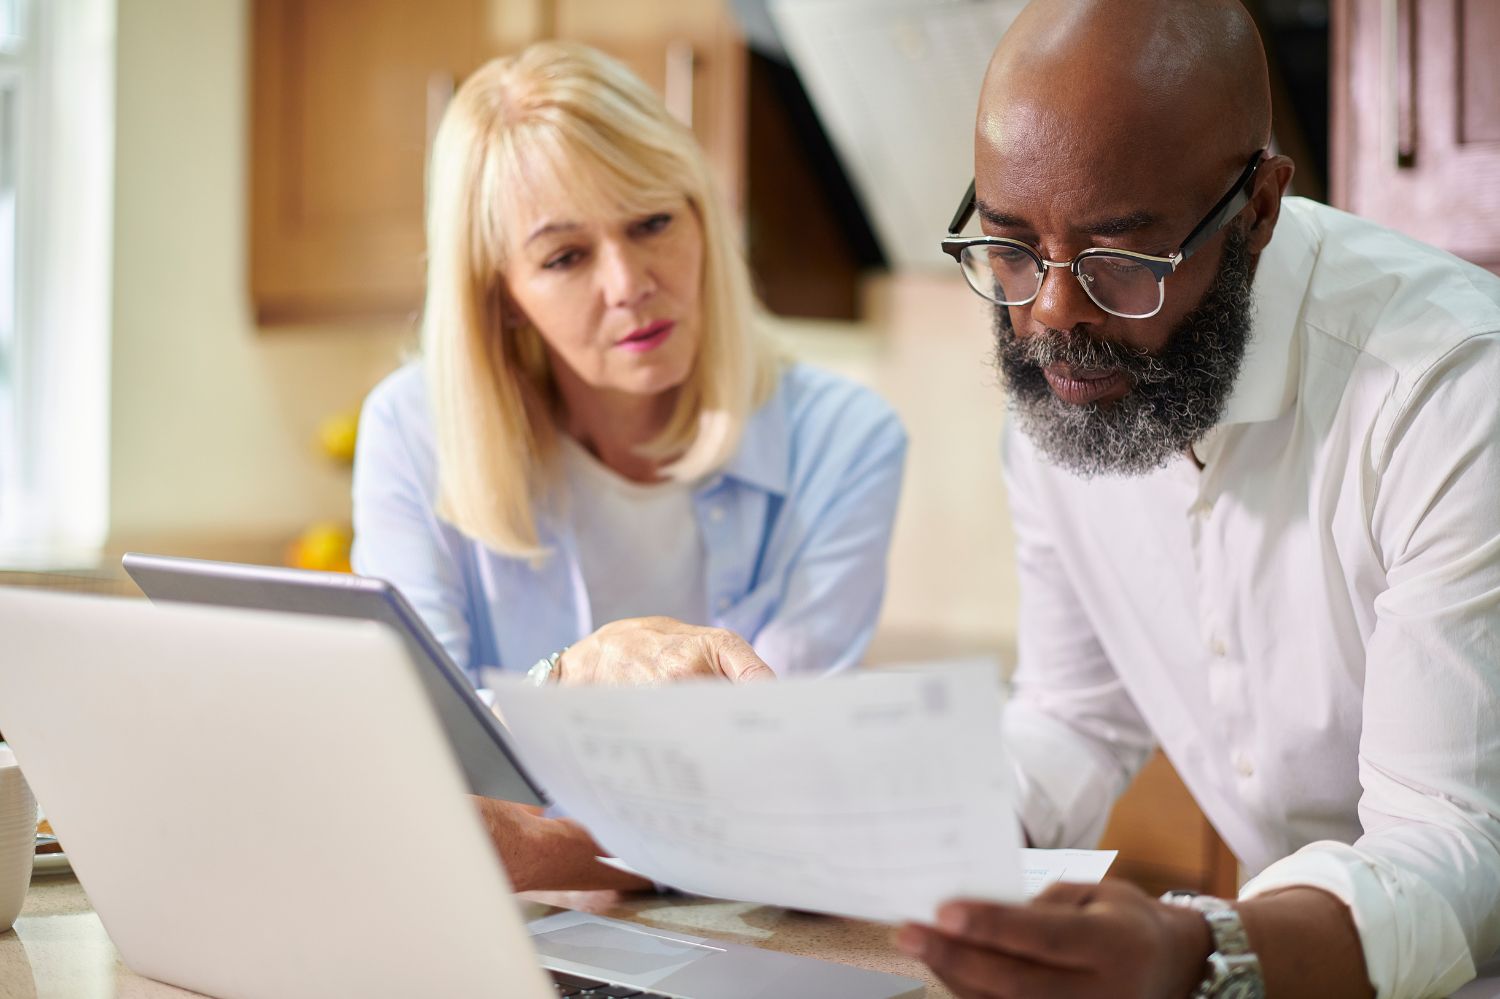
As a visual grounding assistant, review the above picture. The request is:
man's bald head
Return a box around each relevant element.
[968,0,1286,359]
[982,0,1271,168]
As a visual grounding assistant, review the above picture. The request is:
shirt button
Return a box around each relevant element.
[716,596,731,612]
[709,505,726,523]
[1210,637,1228,658]
[1234,753,1255,778]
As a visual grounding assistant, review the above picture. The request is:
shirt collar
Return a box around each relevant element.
[1192,198,1317,463]
[710,377,791,497]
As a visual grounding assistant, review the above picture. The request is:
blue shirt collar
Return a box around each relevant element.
[710,380,791,497]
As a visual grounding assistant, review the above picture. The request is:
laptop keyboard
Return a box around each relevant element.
[549,968,674,998]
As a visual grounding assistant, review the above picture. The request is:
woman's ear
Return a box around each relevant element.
[497,283,529,332]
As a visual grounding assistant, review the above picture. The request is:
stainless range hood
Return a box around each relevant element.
[767,0,1027,270]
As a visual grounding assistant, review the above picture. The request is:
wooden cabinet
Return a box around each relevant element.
[551,0,747,213]
[250,0,747,325]
[1098,750,1240,899]
[250,0,498,324]
[1332,0,1500,274]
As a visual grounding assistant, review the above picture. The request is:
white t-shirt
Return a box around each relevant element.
[559,435,709,628]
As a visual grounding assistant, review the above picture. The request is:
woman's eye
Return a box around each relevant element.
[542,248,584,271]
[633,213,673,237]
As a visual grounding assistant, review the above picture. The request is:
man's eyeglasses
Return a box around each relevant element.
[939,150,1265,319]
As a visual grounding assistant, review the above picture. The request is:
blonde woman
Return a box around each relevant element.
[350,44,905,886]
[354,41,904,692]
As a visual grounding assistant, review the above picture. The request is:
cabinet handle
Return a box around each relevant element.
[426,72,456,157]
[664,41,695,127]
[1390,0,1417,168]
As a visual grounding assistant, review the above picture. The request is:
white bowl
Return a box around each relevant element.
[0,752,37,931]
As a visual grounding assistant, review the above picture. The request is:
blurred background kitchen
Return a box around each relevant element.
[2,0,1496,895]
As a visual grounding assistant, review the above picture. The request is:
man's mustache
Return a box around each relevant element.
[999,318,1171,387]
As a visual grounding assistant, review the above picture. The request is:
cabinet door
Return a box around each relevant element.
[1332,0,1500,273]
[1098,750,1240,899]
[250,0,490,323]
[551,0,747,212]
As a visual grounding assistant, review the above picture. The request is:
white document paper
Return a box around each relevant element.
[598,848,1117,903]
[491,664,1023,923]
[1021,849,1118,897]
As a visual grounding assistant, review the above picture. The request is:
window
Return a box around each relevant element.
[0,0,113,568]
[0,0,29,556]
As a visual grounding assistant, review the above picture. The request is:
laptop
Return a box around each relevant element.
[0,589,924,999]
[121,551,546,807]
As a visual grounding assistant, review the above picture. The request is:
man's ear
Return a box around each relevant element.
[1246,153,1295,256]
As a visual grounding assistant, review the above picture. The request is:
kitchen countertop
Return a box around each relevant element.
[6,873,1498,998]
[0,873,949,998]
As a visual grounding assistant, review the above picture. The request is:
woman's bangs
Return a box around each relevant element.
[497,119,692,246]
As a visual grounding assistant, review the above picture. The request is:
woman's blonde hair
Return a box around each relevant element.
[422,41,778,558]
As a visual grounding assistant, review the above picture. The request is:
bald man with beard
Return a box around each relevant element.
[536,0,1498,994]
[902,0,1500,997]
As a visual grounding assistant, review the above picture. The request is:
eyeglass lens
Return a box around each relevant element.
[958,244,1165,319]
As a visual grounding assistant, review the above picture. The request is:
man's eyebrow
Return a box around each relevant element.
[973,200,1164,239]
[1078,212,1161,237]
[525,220,581,245]
[974,200,1029,230]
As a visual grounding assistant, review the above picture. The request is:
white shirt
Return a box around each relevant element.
[1001,198,1500,999]
[559,434,710,628]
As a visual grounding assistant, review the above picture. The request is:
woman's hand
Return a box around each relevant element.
[557,616,775,686]
[470,796,654,893]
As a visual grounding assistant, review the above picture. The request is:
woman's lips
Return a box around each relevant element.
[617,319,675,353]
[1042,364,1129,405]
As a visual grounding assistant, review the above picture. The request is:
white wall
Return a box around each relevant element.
[771,277,1019,664]
[109,0,411,549]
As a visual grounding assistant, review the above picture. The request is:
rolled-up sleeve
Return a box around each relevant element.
[999,426,1155,849]
[1241,334,1500,999]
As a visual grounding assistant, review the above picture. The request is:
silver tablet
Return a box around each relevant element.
[122,552,546,806]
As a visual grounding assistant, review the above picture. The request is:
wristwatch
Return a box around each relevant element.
[1159,891,1265,999]
[526,647,567,687]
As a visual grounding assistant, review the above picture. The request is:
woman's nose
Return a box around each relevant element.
[599,240,655,309]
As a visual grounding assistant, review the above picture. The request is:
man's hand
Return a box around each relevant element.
[470,797,653,893]
[897,880,1212,999]
[557,616,775,686]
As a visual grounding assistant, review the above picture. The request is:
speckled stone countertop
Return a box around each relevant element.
[0,874,952,998]
[8,875,1500,998]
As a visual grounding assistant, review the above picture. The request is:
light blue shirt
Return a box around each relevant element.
[351,362,907,682]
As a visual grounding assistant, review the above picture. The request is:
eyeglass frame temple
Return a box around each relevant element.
[1174,149,1265,263]
[947,178,977,236]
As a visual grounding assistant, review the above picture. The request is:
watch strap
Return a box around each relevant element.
[1160,891,1265,999]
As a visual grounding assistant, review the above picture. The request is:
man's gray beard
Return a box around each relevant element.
[994,225,1255,477]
